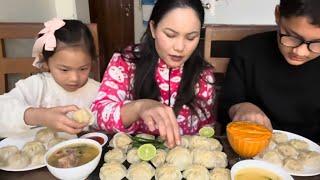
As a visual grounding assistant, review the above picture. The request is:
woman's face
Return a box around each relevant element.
[150,7,201,68]
[276,7,320,66]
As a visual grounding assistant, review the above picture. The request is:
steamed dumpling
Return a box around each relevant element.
[151,149,167,167]
[262,150,283,166]
[276,143,299,158]
[0,145,19,162]
[22,141,46,158]
[104,148,126,163]
[166,146,192,171]
[127,161,155,180]
[192,149,227,169]
[209,168,231,180]
[127,148,141,164]
[289,139,309,150]
[155,163,182,180]
[109,132,132,152]
[183,164,210,180]
[47,137,67,149]
[192,149,217,168]
[99,161,127,180]
[283,158,303,171]
[72,108,94,125]
[299,151,320,170]
[6,152,30,169]
[35,128,56,143]
[30,151,45,166]
[189,136,222,151]
[180,135,192,148]
[272,132,288,144]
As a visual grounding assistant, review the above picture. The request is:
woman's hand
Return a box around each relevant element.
[229,102,273,131]
[24,105,88,134]
[137,99,181,148]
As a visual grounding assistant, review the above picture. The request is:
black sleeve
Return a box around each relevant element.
[218,42,248,126]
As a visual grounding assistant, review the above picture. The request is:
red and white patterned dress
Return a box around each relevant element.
[91,53,216,135]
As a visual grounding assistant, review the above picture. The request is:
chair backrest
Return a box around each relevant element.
[204,25,277,135]
[0,23,100,94]
[204,24,277,74]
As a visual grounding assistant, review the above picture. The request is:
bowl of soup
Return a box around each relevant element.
[231,160,293,180]
[45,138,102,180]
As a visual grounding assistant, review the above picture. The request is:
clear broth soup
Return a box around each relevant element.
[235,167,282,180]
[48,143,99,168]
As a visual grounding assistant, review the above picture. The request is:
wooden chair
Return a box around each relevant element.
[0,23,101,94]
[204,25,277,134]
[204,24,277,74]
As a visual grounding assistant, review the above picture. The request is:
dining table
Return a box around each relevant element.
[1,133,319,180]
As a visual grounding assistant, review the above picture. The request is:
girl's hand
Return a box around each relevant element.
[137,99,181,148]
[25,105,88,134]
[229,102,273,131]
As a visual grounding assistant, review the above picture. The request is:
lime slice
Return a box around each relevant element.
[199,126,215,138]
[137,143,156,161]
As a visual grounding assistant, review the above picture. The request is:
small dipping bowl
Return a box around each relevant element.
[80,132,108,147]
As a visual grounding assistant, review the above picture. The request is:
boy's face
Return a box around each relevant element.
[46,47,92,92]
[275,7,320,66]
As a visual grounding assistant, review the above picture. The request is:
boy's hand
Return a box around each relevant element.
[229,102,273,131]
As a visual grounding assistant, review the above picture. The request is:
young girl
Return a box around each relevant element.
[220,0,320,142]
[91,0,216,147]
[0,18,100,137]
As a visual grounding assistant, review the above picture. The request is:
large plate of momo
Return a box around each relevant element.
[0,127,76,171]
[254,130,320,176]
[99,132,231,180]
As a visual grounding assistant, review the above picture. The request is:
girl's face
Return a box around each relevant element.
[46,47,92,92]
[150,7,201,68]
[276,7,320,66]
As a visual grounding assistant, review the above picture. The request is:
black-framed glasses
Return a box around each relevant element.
[278,32,320,53]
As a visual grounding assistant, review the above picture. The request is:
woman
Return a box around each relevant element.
[91,0,215,147]
[220,0,320,142]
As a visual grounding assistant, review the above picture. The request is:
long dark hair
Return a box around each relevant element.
[280,0,320,26]
[125,0,211,117]
[41,19,96,62]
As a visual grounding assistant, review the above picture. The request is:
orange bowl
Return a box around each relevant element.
[227,121,272,158]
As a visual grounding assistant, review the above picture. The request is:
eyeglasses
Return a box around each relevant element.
[278,32,320,53]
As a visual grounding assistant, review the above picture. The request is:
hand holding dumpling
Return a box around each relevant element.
[72,108,94,125]
[24,105,88,134]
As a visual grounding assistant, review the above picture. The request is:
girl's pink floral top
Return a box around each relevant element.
[91,53,216,135]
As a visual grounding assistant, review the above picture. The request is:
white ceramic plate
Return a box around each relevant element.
[79,132,108,147]
[254,130,320,176]
[231,159,293,180]
[0,127,76,172]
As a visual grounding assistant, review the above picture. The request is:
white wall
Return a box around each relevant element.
[0,0,57,22]
[204,0,280,25]
[0,0,90,23]
[134,0,280,42]
[74,0,91,23]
